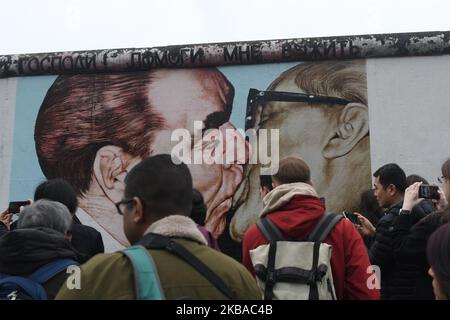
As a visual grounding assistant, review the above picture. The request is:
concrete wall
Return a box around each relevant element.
[367,54,450,184]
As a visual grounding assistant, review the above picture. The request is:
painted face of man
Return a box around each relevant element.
[148,69,249,238]
[230,63,371,241]
[257,100,334,193]
[230,94,341,240]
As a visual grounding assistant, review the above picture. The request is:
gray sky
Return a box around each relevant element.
[1,0,449,55]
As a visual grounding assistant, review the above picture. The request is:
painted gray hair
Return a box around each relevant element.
[17,199,72,234]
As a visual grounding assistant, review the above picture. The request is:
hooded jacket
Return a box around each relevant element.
[242,182,380,300]
[0,228,85,299]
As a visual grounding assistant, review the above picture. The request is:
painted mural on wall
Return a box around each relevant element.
[35,68,247,251]
[0,59,371,256]
[231,60,370,242]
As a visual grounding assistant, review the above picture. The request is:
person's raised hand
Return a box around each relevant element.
[0,208,12,229]
[19,199,33,213]
[403,182,424,211]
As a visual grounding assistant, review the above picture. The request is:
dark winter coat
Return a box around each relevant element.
[0,228,85,299]
[390,210,450,299]
[369,200,429,299]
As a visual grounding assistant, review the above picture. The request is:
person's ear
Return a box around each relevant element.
[322,102,369,159]
[93,145,134,203]
[387,184,397,196]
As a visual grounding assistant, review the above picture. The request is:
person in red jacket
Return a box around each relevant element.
[242,156,380,300]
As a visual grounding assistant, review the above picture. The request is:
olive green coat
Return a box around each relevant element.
[56,216,261,300]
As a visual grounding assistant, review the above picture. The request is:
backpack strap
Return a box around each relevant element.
[139,233,237,300]
[263,238,278,300]
[307,213,343,243]
[121,245,164,300]
[0,276,48,300]
[307,213,342,300]
[255,217,285,300]
[28,259,79,284]
[256,216,286,242]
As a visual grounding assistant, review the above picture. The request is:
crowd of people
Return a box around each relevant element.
[0,154,449,300]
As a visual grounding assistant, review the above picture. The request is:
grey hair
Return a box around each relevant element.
[17,199,72,234]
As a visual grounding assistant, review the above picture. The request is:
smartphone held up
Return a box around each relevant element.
[8,200,31,214]
[418,185,440,200]
[342,211,361,225]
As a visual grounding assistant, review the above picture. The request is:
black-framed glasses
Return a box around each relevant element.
[115,198,134,215]
[245,88,353,130]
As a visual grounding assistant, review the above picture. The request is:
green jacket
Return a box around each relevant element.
[56,217,261,300]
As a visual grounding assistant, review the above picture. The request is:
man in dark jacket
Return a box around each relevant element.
[0,200,84,299]
[357,163,430,299]
[389,180,450,299]
[33,179,104,258]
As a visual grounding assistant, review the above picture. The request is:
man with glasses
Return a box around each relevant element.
[231,60,372,241]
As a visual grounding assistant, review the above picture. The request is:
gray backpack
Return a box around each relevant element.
[250,213,342,300]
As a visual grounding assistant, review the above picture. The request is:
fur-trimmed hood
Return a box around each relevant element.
[260,182,319,217]
[145,215,208,245]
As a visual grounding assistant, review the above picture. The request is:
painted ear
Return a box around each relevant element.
[322,102,369,159]
[93,145,129,203]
